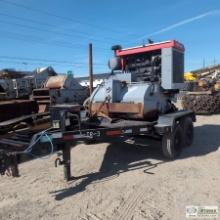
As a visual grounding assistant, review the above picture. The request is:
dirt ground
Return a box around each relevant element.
[0,112,220,220]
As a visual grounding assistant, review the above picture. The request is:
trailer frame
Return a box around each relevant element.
[0,105,195,181]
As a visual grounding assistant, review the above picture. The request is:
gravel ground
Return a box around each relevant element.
[0,113,219,220]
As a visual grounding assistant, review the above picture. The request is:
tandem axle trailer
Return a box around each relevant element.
[0,104,195,181]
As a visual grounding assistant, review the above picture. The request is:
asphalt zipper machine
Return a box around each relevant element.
[0,40,195,181]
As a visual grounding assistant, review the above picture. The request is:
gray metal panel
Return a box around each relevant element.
[161,48,184,90]
[173,50,184,83]
[161,48,173,89]
[108,72,133,82]
[112,80,122,102]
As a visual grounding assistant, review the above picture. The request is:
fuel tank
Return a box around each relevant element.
[89,73,172,120]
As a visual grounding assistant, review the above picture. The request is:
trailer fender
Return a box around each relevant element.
[154,110,195,135]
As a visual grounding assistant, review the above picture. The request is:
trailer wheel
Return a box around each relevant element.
[162,124,184,159]
[182,117,194,147]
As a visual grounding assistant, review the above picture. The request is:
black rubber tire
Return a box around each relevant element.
[162,124,184,160]
[181,117,194,147]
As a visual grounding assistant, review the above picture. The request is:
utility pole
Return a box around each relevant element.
[88,43,93,95]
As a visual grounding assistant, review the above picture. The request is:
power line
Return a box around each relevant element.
[0,30,110,51]
[0,19,114,46]
[0,32,82,50]
[0,56,78,64]
[0,12,121,42]
[0,12,55,28]
[0,55,106,66]
[0,0,125,36]
[0,59,106,67]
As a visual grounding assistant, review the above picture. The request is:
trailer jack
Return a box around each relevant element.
[54,143,74,181]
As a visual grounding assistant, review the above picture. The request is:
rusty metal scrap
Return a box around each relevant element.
[45,75,68,89]
[182,93,220,114]
[0,69,27,79]
[0,100,38,122]
[91,102,143,118]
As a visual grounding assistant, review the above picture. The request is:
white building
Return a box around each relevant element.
[76,73,110,88]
